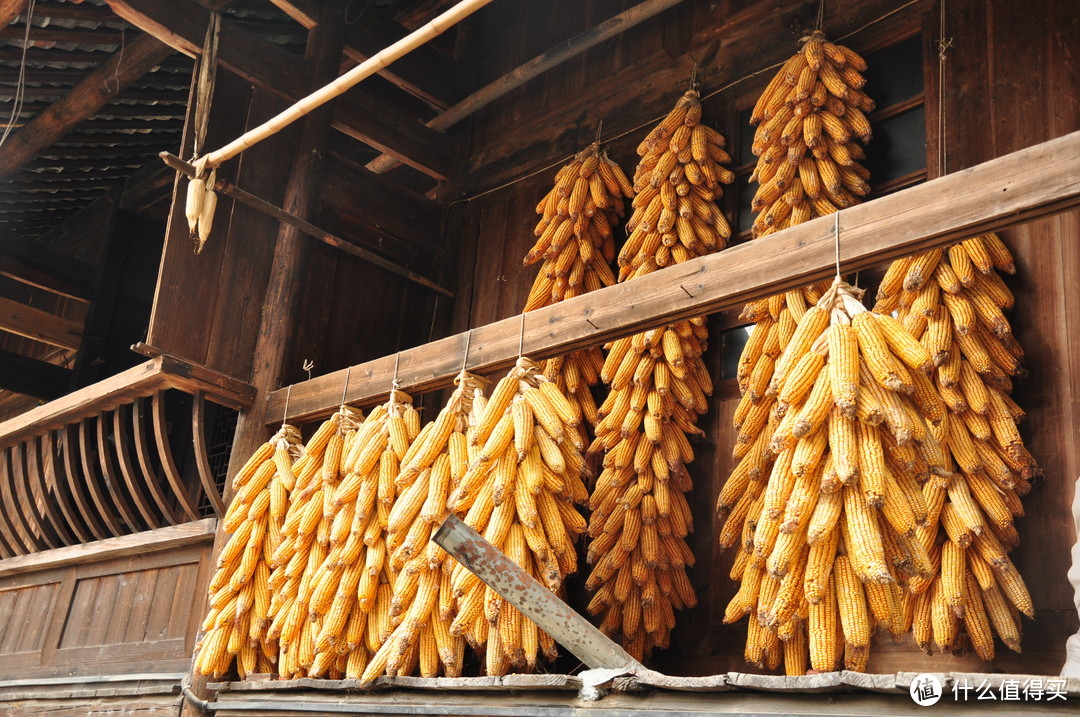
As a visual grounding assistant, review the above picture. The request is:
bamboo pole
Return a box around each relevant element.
[199,0,496,169]
[366,0,687,174]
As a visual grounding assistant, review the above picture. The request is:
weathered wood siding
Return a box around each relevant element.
[444,0,1080,675]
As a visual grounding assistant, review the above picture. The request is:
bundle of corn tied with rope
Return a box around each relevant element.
[361,372,487,679]
[727,31,875,513]
[195,424,302,677]
[266,407,363,678]
[524,141,634,436]
[721,275,949,673]
[585,88,733,661]
[874,235,1036,660]
[446,356,589,675]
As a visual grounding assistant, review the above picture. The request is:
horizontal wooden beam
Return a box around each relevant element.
[107,0,450,179]
[0,239,94,301]
[267,128,1080,424]
[0,355,255,446]
[0,350,72,400]
[0,297,83,351]
[0,517,215,578]
[0,33,173,183]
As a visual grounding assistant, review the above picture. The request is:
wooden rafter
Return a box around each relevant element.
[0,297,83,351]
[0,0,25,33]
[0,33,173,184]
[0,350,72,400]
[265,128,1080,424]
[107,0,451,179]
[270,0,460,108]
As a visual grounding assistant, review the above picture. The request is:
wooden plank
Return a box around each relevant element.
[112,407,165,530]
[122,567,158,645]
[0,33,173,183]
[191,392,225,518]
[38,568,76,667]
[41,431,91,545]
[77,418,127,538]
[15,582,55,654]
[0,351,71,401]
[267,128,1080,423]
[95,410,150,533]
[57,577,98,649]
[0,585,32,653]
[132,397,182,525]
[0,519,214,578]
[0,297,82,351]
[106,0,451,179]
[59,424,110,542]
[9,444,56,550]
[0,251,91,303]
[0,590,17,643]
[141,561,179,642]
[165,561,198,640]
[0,355,255,448]
[0,448,36,554]
[83,573,120,647]
[151,391,200,522]
[24,435,76,546]
[102,571,137,645]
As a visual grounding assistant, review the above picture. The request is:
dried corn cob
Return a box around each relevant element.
[195,424,303,678]
[587,89,733,660]
[446,357,587,675]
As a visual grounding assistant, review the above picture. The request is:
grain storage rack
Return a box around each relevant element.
[0,0,1077,715]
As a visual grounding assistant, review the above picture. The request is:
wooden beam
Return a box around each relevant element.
[0,350,71,400]
[0,297,83,351]
[269,0,459,108]
[0,0,25,32]
[266,128,1080,424]
[0,33,173,183]
[0,517,215,578]
[0,355,255,447]
[0,241,93,301]
[107,0,450,179]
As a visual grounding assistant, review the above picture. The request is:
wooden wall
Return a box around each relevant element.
[442,0,1080,675]
[0,527,212,679]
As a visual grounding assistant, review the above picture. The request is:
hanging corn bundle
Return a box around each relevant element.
[445,357,589,675]
[721,277,948,674]
[523,142,634,434]
[874,234,1035,660]
[361,372,488,680]
[265,407,363,679]
[726,32,875,507]
[584,89,732,661]
[194,425,303,677]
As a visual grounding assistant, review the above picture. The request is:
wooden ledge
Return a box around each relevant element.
[0,354,255,446]
[0,518,216,578]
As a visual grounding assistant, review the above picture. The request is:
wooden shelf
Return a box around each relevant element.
[265,128,1080,425]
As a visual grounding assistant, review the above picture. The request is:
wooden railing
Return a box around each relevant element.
[0,355,254,558]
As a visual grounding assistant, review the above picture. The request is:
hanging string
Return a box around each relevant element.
[689,61,699,92]
[282,385,293,425]
[594,119,603,145]
[0,0,37,150]
[937,0,953,177]
[815,0,826,32]
[391,352,402,391]
[339,366,352,408]
[460,328,473,374]
[104,26,126,94]
[447,0,920,208]
[833,211,842,280]
[517,312,526,358]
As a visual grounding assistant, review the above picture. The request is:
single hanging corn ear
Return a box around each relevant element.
[449,357,587,675]
[587,88,733,661]
[195,423,303,678]
[196,169,219,253]
[871,232,1037,660]
[185,174,206,237]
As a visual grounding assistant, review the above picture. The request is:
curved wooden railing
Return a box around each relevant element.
[0,355,254,557]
